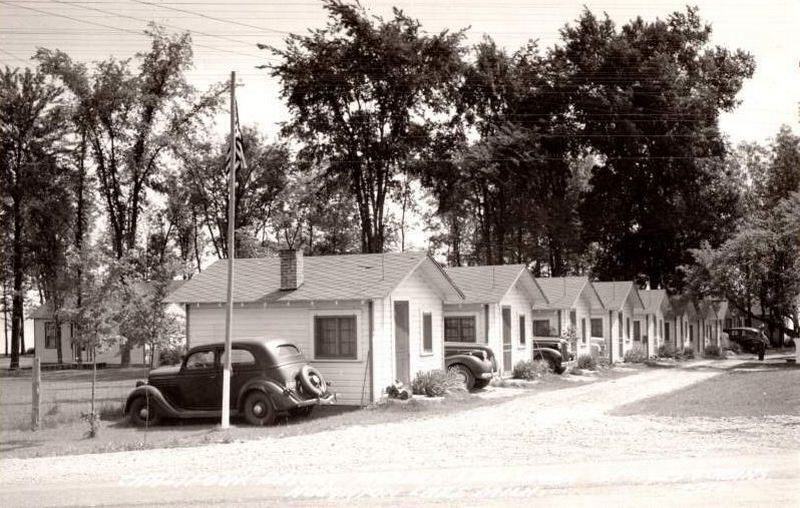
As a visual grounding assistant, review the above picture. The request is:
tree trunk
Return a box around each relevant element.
[3,278,9,357]
[10,184,23,369]
[120,343,131,367]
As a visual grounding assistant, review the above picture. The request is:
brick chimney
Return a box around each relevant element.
[279,249,304,290]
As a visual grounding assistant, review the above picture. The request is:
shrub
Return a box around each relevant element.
[512,359,551,380]
[25,347,35,355]
[411,369,464,397]
[576,353,597,370]
[98,402,125,421]
[682,346,695,359]
[657,344,674,358]
[727,342,742,354]
[703,344,722,359]
[623,345,647,363]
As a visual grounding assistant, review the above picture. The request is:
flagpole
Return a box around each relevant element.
[221,70,236,429]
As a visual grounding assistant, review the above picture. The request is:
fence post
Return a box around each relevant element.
[31,357,41,430]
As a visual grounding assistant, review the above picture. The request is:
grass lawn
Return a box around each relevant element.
[612,361,800,418]
[0,366,636,459]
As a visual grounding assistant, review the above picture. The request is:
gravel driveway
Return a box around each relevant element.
[2,361,799,506]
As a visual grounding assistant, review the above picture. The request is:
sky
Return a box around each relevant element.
[1,1,798,352]
[1,0,798,145]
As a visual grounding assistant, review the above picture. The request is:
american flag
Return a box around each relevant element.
[226,99,247,175]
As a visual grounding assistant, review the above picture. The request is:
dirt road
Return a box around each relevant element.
[2,362,799,506]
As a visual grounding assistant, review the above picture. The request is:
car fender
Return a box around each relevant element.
[533,347,565,373]
[445,354,492,377]
[236,379,288,410]
[125,385,181,418]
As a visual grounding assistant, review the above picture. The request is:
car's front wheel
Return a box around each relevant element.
[129,396,161,427]
[243,391,276,426]
[448,364,475,390]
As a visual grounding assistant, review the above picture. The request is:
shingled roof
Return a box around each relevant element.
[166,252,463,304]
[444,265,547,305]
[593,281,645,311]
[638,289,669,314]
[535,276,601,309]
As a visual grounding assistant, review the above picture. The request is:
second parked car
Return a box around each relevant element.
[445,342,496,390]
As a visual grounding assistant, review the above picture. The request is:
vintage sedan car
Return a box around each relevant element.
[723,327,769,360]
[125,339,333,427]
[532,338,570,374]
[445,342,496,390]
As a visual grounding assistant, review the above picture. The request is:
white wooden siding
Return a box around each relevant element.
[390,269,445,379]
[188,300,371,405]
[499,282,533,370]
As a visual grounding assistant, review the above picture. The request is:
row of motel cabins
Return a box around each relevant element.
[30,251,757,405]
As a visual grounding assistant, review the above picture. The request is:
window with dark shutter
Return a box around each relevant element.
[314,316,357,359]
[422,313,433,353]
[45,322,57,349]
[581,318,587,343]
[519,315,526,345]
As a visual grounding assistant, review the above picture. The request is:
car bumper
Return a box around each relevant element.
[288,391,336,407]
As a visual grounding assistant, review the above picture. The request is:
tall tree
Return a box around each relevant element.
[179,126,289,259]
[0,66,66,369]
[266,0,466,253]
[556,8,755,289]
[36,26,225,261]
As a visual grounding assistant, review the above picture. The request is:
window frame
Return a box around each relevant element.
[314,314,358,360]
[422,312,433,354]
[532,319,552,337]
[444,316,477,343]
[590,318,603,338]
[44,321,58,349]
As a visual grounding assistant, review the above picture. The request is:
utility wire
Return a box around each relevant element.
[0,0,268,59]
[129,0,292,35]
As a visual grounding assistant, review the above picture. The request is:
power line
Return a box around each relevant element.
[0,47,30,64]
[129,0,292,35]
[0,0,269,60]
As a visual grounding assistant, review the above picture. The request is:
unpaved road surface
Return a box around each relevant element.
[2,361,799,506]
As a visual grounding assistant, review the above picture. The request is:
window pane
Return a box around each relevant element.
[519,316,526,345]
[423,313,432,352]
[186,351,214,369]
[315,316,356,359]
[444,318,460,341]
[277,345,300,357]
[221,348,256,365]
[533,320,550,337]
[591,318,603,337]
[460,317,476,342]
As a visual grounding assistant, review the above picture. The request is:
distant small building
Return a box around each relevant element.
[534,276,604,356]
[592,281,645,362]
[635,289,671,356]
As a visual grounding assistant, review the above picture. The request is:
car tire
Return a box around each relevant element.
[448,364,475,390]
[129,396,161,427]
[298,365,327,398]
[289,406,314,418]
[243,391,276,426]
[473,378,491,389]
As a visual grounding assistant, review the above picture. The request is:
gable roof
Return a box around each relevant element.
[444,265,547,305]
[593,281,645,311]
[638,289,669,315]
[535,276,601,310]
[166,252,463,304]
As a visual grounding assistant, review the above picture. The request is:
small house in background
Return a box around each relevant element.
[534,276,604,356]
[667,296,699,352]
[443,265,548,374]
[592,281,645,362]
[166,250,464,406]
[29,280,185,367]
[636,289,671,356]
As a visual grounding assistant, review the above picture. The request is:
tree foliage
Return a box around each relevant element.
[266,0,466,253]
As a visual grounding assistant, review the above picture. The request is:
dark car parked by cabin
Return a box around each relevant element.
[125,339,333,427]
[723,327,769,360]
[532,338,570,374]
[444,342,496,390]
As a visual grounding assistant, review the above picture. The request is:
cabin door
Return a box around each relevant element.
[394,301,410,384]
[502,307,512,372]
